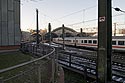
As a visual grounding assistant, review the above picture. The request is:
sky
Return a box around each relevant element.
[21,0,125,32]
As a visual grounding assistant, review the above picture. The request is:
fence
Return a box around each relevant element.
[0,43,56,83]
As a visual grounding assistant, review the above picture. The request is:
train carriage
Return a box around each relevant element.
[53,36,125,52]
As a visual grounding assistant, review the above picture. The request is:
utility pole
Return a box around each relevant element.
[36,9,39,44]
[48,23,51,45]
[62,24,65,50]
[97,0,112,83]
[80,28,83,37]
[114,23,117,36]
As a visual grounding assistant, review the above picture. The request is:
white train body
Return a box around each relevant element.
[53,36,125,52]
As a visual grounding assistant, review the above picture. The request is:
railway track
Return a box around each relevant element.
[57,47,125,83]
[64,46,125,64]
[47,43,125,82]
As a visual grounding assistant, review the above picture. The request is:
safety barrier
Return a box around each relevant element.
[0,43,56,83]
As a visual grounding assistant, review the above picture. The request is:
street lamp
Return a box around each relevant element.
[113,7,125,36]
[113,7,125,13]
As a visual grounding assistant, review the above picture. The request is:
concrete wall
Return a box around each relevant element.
[0,0,21,46]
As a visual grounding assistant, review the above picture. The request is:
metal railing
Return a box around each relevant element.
[0,42,56,83]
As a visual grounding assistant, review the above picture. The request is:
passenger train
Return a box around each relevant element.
[53,36,125,52]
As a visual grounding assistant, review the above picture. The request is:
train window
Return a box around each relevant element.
[112,41,116,45]
[73,40,78,42]
[65,40,71,42]
[93,40,97,44]
[84,40,87,43]
[69,40,71,42]
[58,39,63,41]
[118,41,124,45]
[88,40,92,43]
[81,40,84,43]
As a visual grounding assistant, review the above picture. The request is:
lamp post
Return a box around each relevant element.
[113,7,125,36]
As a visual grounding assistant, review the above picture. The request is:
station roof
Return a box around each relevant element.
[52,27,77,33]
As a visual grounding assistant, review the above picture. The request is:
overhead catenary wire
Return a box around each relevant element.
[36,5,97,26]
[45,6,125,27]
[58,5,97,19]
[22,1,125,30]
[66,13,125,26]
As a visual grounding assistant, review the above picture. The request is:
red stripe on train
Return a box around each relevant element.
[77,44,125,48]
